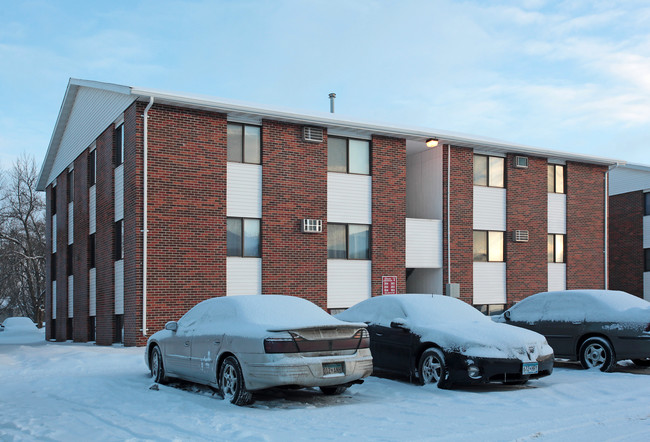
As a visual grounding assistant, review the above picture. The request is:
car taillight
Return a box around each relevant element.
[358,329,370,349]
[264,337,299,353]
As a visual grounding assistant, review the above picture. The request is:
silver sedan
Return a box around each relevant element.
[145,295,373,405]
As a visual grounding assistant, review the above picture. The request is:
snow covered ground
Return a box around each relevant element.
[1,332,649,441]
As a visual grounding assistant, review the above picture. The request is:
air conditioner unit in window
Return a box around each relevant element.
[514,156,529,168]
[513,230,529,242]
[303,127,324,143]
[301,219,322,233]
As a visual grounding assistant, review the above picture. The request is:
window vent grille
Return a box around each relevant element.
[513,230,529,242]
[301,219,323,233]
[303,127,324,143]
[515,156,529,168]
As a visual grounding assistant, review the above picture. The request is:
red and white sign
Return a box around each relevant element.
[382,276,398,295]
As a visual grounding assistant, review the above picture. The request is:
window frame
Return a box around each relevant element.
[644,193,650,217]
[51,186,57,215]
[327,223,371,260]
[548,233,566,263]
[88,149,96,187]
[473,154,505,188]
[473,230,505,262]
[548,164,566,194]
[67,170,74,203]
[327,136,371,175]
[114,220,124,261]
[226,217,261,258]
[227,123,262,165]
[644,248,650,272]
[114,124,124,167]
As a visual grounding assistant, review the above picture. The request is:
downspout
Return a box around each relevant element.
[142,97,154,337]
[604,162,620,290]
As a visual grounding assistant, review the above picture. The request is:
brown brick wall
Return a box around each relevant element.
[72,151,90,341]
[442,145,473,303]
[261,120,328,307]
[371,135,406,296]
[143,104,227,341]
[566,162,607,289]
[45,185,53,340]
[608,191,644,297]
[54,171,68,341]
[506,155,548,303]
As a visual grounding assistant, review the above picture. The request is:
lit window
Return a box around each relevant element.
[328,137,370,175]
[548,234,565,263]
[548,164,565,193]
[474,155,504,187]
[473,230,505,262]
[328,223,370,259]
[227,124,261,164]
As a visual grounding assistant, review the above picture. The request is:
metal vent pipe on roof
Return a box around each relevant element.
[329,93,336,113]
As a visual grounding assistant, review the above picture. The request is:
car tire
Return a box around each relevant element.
[631,358,650,367]
[150,346,167,384]
[219,356,253,406]
[319,385,348,395]
[579,337,615,372]
[418,348,449,388]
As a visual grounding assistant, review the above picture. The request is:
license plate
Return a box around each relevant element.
[522,362,538,375]
[323,362,344,376]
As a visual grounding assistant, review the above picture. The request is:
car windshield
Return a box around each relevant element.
[398,295,488,324]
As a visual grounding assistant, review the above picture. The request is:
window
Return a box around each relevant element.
[548,234,565,263]
[114,314,124,344]
[88,233,96,269]
[645,193,650,216]
[51,186,56,214]
[473,230,505,262]
[114,220,124,261]
[328,137,370,175]
[67,244,73,276]
[227,218,261,257]
[227,123,261,164]
[327,223,371,259]
[645,249,650,272]
[88,150,96,187]
[67,170,74,203]
[475,304,506,316]
[473,155,504,187]
[89,316,96,342]
[548,164,565,193]
[51,253,57,281]
[114,124,124,166]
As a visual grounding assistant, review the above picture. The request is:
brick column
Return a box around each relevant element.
[73,151,90,341]
[608,191,644,296]
[45,185,54,340]
[55,172,68,341]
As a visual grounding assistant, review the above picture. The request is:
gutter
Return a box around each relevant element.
[142,97,154,337]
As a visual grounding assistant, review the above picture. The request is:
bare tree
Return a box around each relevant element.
[0,155,46,325]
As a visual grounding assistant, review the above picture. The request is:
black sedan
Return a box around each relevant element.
[494,290,650,371]
[336,294,553,388]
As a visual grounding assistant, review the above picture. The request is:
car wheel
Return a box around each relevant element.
[319,385,348,395]
[150,346,167,384]
[579,337,615,372]
[418,348,448,388]
[219,356,253,406]
[631,358,650,367]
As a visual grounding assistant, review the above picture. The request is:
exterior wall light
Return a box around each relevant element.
[426,138,439,148]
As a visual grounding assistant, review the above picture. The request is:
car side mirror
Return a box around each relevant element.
[504,311,511,321]
[165,321,178,332]
[390,319,409,330]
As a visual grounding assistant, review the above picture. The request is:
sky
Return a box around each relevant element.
[1,0,649,173]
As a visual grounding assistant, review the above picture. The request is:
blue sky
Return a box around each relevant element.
[1,0,649,171]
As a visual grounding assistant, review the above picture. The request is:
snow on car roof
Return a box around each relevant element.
[1,317,37,329]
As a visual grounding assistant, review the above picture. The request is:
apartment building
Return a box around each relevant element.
[37,79,621,346]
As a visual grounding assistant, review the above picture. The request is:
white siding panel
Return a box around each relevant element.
[89,185,96,234]
[89,268,96,317]
[473,262,506,304]
[473,187,506,231]
[644,272,650,301]
[406,218,442,268]
[328,173,372,224]
[644,216,650,249]
[114,260,124,315]
[327,260,371,309]
[68,275,74,318]
[548,193,567,234]
[609,166,650,196]
[52,215,57,253]
[548,263,567,292]
[227,257,262,296]
[48,88,136,185]
[68,203,74,245]
[52,282,57,319]
[406,148,442,219]
[227,163,262,218]
[114,165,124,221]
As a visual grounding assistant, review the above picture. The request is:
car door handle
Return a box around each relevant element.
[375,333,384,337]
[184,341,190,346]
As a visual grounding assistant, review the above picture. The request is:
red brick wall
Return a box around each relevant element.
[442,145,473,303]
[566,162,607,289]
[261,120,327,307]
[95,126,116,345]
[506,155,548,303]
[143,104,227,341]
[608,191,644,297]
[371,135,406,296]
[54,170,69,341]
[45,185,53,340]
[72,151,90,341]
